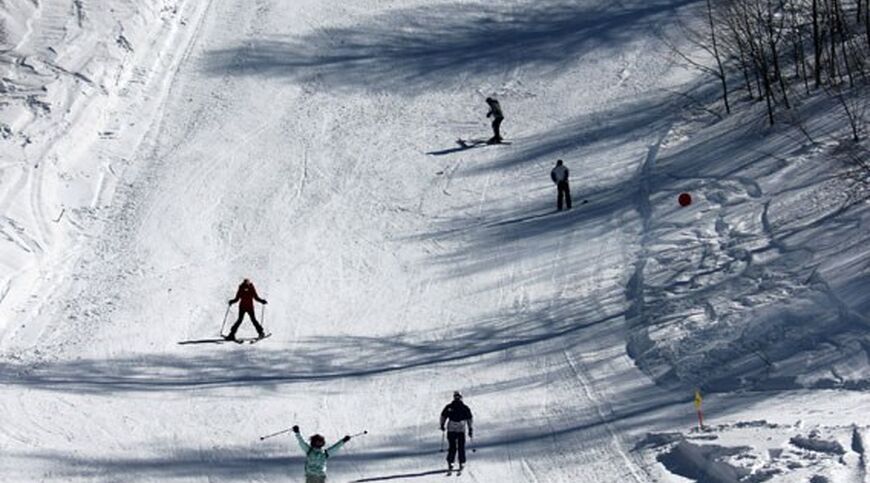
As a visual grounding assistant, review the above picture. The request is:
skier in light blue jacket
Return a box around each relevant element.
[292,425,351,483]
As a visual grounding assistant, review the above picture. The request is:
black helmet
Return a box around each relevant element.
[453,391,463,400]
[310,434,326,448]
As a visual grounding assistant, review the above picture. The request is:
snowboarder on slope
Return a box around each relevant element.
[440,391,474,472]
[550,159,572,211]
[224,278,268,341]
[292,425,351,483]
[485,97,504,144]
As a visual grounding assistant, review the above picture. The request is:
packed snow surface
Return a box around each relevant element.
[0,0,867,481]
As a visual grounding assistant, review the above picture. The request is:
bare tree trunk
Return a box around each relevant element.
[794,34,811,95]
[725,8,757,98]
[767,0,792,108]
[707,0,731,113]
[866,0,870,51]
[793,3,812,95]
[813,0,823,86]
[740,46,757,98]
[762,66,777,124]
[745,9,778,124]
[829,0,840,82]
[756,66,765,99]
[833,0,856,86]
[830,85,862,141]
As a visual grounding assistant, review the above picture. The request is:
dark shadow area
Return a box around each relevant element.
[0,300,623,394]
[178,336,265,345]
[411,80,869,395]
[427,140,512,156]
[6,383,692,480]
[459,92,680,176]
[177,338,227,345]
[404,88,705,282]
[426,142,483,156]
[202,0,698,94]
[353,469,446,481]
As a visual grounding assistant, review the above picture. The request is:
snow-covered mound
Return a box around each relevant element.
[640,419,867,482]
[626,94,870,393]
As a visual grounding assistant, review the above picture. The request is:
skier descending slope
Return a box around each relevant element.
[440,391,474,474]
[485,97,504,144]
[292,425,352,483]
[224,278,268,341]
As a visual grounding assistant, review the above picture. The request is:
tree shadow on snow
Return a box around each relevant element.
[412,82,870,395]
[202,0,698,94]
[2,292,704,478]
[5,382,689,480]
[425,142,482,156]
[0,300,624,394]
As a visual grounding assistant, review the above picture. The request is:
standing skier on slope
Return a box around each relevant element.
[550,159,572,211]
[292,425,352,483]
[224,278,268,341]
[440,391,474,474]
[485,97,504,144]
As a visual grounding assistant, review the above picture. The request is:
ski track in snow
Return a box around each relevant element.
[0,0,868,482]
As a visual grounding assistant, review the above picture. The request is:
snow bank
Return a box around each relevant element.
[657,440,748,483]
[790,432,846,456]
[644,420,867,482]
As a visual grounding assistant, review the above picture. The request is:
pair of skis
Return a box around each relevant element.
[219,304,270,344]
[229,333,272,344]
[176,333,271,345]
[455,138,512,148]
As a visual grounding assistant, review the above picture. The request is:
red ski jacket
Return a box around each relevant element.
[230,282,265,311]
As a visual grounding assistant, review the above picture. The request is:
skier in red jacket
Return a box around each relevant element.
[225,278,268,341]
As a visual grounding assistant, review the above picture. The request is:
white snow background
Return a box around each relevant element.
[1,0,868,481]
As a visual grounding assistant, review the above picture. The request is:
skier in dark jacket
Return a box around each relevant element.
[225,278,268,341]
[485,97,504,144]
[440,391,474,472]
[550,159,572,210]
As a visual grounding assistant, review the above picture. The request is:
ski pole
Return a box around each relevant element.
[350,430,368,438]
[470,435,476,453]
[440,430,446,452]
[261,303,266,331]
[219,304,231,336]
[259,427,295,441]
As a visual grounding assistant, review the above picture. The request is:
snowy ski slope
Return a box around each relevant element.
[1,0,868,481]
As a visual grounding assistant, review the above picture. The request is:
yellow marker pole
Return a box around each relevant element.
[694,389,704,430]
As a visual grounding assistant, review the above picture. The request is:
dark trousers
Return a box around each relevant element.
[557,181,572,210]
[446,432,466,464]
[228,307,264,337]
[490,117,503,141]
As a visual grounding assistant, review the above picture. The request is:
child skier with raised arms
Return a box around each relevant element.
[292,425,351,483]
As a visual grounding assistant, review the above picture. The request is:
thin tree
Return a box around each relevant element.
[707,0,732,113]
[813,0,823,86]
